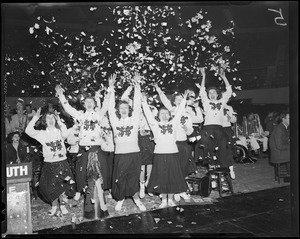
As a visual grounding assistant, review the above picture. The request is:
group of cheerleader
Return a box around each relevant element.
[25,67,236,217]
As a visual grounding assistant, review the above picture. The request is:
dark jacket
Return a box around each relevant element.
[6,143,28,164]
[269,123,290,163]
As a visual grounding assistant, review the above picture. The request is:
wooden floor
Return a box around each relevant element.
[38,185,296,237]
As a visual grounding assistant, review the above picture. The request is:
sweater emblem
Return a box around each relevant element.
[83,119,98,131]
[180,116,188,125]
[210,102,222,110]
[46,139,63,152]
[159,124,173,134]
[116,126,133,137]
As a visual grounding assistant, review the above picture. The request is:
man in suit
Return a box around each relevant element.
[269,111,290,176]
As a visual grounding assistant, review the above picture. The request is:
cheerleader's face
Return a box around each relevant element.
[119,103,129,118]
[208,89,218,101]
[46,114,56,128]
[159,109,171,122]
[84,98,95,112]
[174,95,183,106]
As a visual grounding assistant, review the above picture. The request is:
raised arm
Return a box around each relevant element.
[108,74,118,124]
[98,74,116,122]
[173,91,188,125]
[196,67,208,103]
[25,108,43,140]
[54,111,71,139]
[55,85,80,120]
[120,85,133,108]
[153,83,173,112]
[132,72,142,120]
[141,94,157,128]
[219,70,232,102]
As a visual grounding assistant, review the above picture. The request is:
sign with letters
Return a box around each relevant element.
[6,162,32,184]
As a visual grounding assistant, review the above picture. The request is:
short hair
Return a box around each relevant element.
[25,104,32,108]
[206,86,221,100]
[280,110,289,119]
[155,107,172,122]
[170,92,182,106]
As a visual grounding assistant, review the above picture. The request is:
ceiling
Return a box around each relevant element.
[1,1,294,97]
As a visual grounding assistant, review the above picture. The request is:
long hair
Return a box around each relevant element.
[38,112,61,130]
[87,151,103,182]
[115,100,133,119]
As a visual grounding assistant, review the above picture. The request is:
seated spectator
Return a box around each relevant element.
[6,131,28,164]
[269,111,290,174]
[244,112,269,153]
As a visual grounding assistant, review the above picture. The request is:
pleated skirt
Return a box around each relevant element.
[138,133,155,165]
[39,160,76,204]
[147,153,188,194]
[111,152,141,201]
[176,140,198,177]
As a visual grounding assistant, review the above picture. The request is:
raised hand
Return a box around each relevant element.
[200,67,206,76]
[132,72,141,85]
[218,67,226,78]
[108,73,117,88]
[35,107,41,118]
[95,89,101,99]
[55,85,65,97]
[182,90,188,99]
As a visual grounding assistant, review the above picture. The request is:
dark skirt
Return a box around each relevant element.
[111,152,141,201]
[75,146,110,192]
[201,125,234,168]
[147,153,188,194]
[138,133,154,165]
[176,141,197,177]
[38,160,76,204]
[103,151,114,190]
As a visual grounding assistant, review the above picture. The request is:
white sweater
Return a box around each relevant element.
[25,116,70,162]
[142,98,187,154]
[58,94,109,146]
[200,85,232,126]
[108,85,141,154]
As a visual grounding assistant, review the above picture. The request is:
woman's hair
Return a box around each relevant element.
[38,112,60,130]
[206,86,221,100]
[170,92,182,106]
[155,107,173,122]
[7,131,21,144]
[115,100,133,119]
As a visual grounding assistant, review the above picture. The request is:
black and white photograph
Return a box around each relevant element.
[1,1,298,237]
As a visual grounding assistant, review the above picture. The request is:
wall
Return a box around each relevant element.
[232,87,289,104]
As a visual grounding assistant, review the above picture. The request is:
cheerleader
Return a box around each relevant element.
[141,91,189,208]
[99,113,115,199]
[25,108,75,216]
[55,82,111,201]
[108,72,146,212]
[195,67,234,177]
[222,104,237,179]
[154,84,196,202]
[138,93,157,198]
